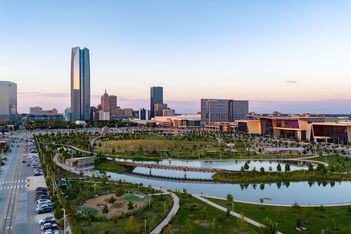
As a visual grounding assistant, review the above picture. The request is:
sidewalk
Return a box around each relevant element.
[150,191,179,234]
[192,194,283,234]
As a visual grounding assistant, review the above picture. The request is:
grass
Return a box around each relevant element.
[99,139,213,152]
[168,193,258,234]
[208,197,351,234]
[123,194,145,202]
[95,159,130,173]
[212,170,351,183]
[314,155,351,172]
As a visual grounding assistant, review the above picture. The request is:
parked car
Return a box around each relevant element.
[36,206,52,214]
[38,216,56,225]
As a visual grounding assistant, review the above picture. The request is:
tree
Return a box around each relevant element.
[260,167,265,173]
[226,193,233,204]
[259,217,278,234]
[284,163,290,172]
[276,164,281,172]
[244,162,250,170]
[101,175,108,184]
[128,201,134,210]
[319,205,325,217]
[211,218,218,230]
[308,163,313,172]
[115,187,124,197]
[237,212,248,231]
[181,219,193,234]
[163,225,173,234]
[102,205,108,214]
[125,215,141,234]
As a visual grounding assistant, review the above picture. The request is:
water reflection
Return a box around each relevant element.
[104,170,351,205]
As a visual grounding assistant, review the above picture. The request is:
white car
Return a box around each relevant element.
[37,200,52,206]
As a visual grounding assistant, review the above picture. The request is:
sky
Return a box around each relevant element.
[1,0,351,114]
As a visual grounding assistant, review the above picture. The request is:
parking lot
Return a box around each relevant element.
[0,131,59,234]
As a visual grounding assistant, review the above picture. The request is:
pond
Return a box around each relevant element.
[109,157,309,173]
[105,171,351,205]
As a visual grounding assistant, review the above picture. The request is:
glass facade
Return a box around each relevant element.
[313,125,348,144]
[150,86,163,118]
[71,47,90,121]
[201,99,248,124]
[0,81,17,122]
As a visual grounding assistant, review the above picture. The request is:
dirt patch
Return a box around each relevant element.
[80,193,146,218]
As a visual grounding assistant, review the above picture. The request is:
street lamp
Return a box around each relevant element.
[62,208,66,234]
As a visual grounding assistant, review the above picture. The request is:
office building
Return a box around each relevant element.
[201,99,249,124]
[139,108,147,120]
[236,114,351,142]
[99,111,110,121]
[132,110,139,119]
[150,86,163,118]
[152,115,201,128]
[154,103,168,116]
[162,108,175,117]
[0,81,17,122]
[123,108,133,118]
[64,108,72,121]
[100,90,117,120]
[233,100,249,120]
[30,107,58,115]
[28,106,63,121]
[71,47,90,121]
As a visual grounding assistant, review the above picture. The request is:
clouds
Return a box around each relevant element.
[285,80,298,84]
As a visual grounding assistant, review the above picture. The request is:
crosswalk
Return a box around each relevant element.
[0,180,26,190]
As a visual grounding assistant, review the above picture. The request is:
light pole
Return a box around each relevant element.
[62,208,66,234]
[144,219,147,234]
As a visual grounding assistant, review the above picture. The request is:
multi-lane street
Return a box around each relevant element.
[0,131,46,234]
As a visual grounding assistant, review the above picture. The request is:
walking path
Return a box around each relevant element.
[192,194,283,234]
[150,191,179,234]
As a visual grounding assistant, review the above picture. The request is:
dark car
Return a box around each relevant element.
[35,195,50,201]
[36,187,48,192]
[36,206,52,214]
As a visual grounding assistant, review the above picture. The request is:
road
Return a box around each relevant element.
[0,131,44,234]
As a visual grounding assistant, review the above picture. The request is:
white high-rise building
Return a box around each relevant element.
[0,81,17,122]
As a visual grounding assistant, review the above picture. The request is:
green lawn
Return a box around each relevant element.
[313,155,351,172]
[95,159,130,173]
[168,193,258,234]
[208,197,351,234]
[123,194,145,202]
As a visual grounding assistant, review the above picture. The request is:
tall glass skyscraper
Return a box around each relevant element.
[0,81,17,122]
[150,86,163,118]
[71,47,90,121]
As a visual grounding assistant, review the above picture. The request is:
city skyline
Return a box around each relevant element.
[2,1,351,114]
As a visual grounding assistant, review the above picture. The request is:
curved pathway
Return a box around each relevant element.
[150,192,179,234]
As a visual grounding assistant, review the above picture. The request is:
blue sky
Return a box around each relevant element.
[1,0,351,114]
